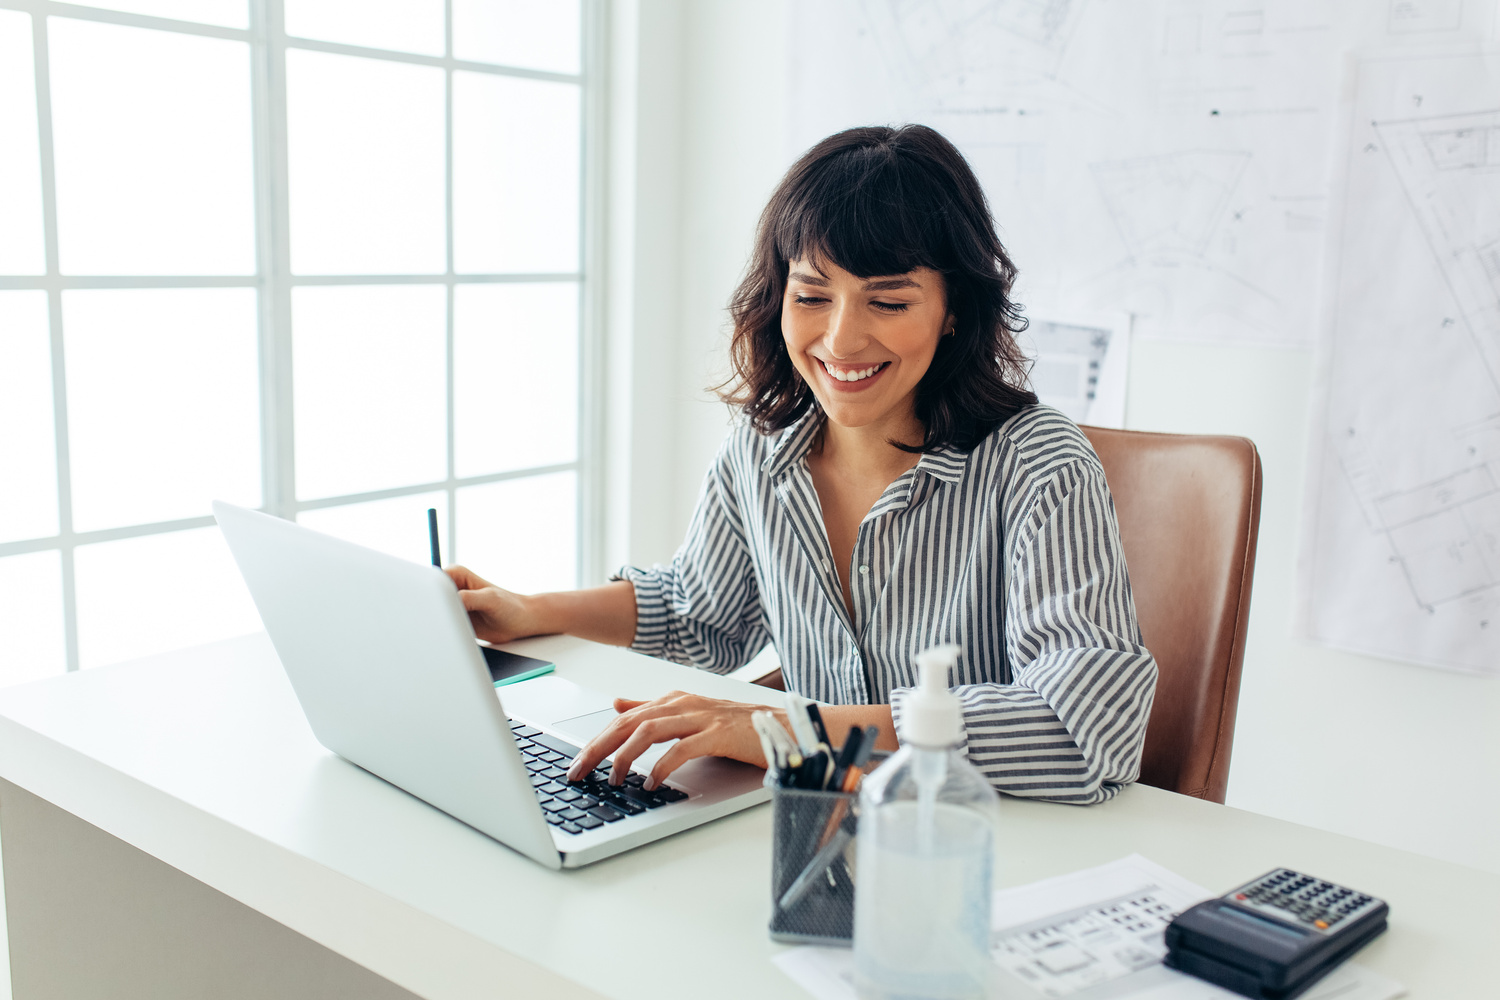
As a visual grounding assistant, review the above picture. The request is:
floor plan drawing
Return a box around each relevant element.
[1376,111,1500,394]
[1302,48,1500,673]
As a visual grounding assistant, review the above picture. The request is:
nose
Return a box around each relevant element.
[823,299,870,359]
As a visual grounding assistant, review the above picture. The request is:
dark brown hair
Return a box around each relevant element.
[721,124,1037,452]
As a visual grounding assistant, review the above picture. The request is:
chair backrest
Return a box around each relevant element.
[1080,425,1262,803]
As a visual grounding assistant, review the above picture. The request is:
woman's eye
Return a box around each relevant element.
[793,294,827,305]
[872,301,910,313]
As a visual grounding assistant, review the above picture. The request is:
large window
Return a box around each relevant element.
[0,0,592,682]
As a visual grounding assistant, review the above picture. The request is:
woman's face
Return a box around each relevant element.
[781,258,952,434]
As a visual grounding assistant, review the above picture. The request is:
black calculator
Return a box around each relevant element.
[1164,868,1388,1000]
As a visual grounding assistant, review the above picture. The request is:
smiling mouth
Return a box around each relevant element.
[820,360,890,383]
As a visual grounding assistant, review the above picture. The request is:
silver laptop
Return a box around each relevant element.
[213,501,770,869]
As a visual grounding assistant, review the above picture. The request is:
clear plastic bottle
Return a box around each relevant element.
[853,645,999,1000]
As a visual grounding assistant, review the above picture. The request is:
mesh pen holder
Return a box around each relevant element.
[769,784,859,945]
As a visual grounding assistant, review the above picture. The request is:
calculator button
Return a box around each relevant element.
[1314,919,1329,929]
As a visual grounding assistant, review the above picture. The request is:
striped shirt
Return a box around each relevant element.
[614,405,1157,804]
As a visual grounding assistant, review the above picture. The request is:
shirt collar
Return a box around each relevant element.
[760,407,970,485]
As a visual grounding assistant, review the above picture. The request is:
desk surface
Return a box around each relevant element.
[0,633,1493,999]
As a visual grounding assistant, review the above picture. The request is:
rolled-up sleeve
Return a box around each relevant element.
[890,461,1157,804]
[611,444,770,674]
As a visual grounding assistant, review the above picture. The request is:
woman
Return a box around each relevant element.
[448,125,1156,805]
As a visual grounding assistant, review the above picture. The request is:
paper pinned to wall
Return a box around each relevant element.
[1299,45,1500,674]
[1022,310,1131,428]
[788,0,1498,347]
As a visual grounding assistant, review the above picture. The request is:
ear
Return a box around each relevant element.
[944,315,957,336]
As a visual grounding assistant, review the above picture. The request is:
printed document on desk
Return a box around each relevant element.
[772,855,1404,1000]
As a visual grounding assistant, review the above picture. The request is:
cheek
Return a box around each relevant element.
[891,324,944,372]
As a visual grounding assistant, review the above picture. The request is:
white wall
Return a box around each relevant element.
[613,1,1500,874]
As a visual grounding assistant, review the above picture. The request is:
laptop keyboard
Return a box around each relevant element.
[508,721,689,836]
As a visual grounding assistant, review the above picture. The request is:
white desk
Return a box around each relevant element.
[0,633,1493,999]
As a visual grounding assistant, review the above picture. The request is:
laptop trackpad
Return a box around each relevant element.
[550,707,622,747]
[550,708,675,771]
[499,676,675,770]
[498,674,614,724]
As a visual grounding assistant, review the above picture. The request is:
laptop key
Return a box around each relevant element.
[544,812,566,825]
[576,815,604,830]
[560,822,583,835]
[619,786,665,809]
[556,789,583,802]
[539,781,566,795]
[529,732,582,757]
[577,794,601,809]
[588,805,624,823]
[624,774,646,787]
[514,725,542,739]
[559,807,587,821]
[529,774,549,787]
[603,795,644,816]
[656,787,688,803]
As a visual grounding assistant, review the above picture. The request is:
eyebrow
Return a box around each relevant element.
[787,271,922,292]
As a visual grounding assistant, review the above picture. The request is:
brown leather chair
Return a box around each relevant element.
[1080,425,1262,803]
[752,425,1262,804]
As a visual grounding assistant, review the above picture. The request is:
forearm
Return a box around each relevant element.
[524,580,638,647]
[815,703,899,753]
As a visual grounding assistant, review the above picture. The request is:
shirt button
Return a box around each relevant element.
[858,565,869,574]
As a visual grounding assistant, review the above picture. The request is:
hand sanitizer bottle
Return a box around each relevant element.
[853,645,999,1000]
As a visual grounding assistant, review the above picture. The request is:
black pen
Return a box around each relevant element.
[806,704,832,750]
[427,508,441,567]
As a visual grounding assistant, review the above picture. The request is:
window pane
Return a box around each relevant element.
[74,527,263,670]
[285,0,444,56]
[66,2,247,29]
[298,491,448,565]
[293,285,445,500]
[455,472,575,595]
[453,0,580,75]
[48,18,254,276]
[454,283,577,477]
[0,551,66,686]
[0,292,57,543]
[453,73,579,274]
[0,11,44,275]
[64,288,261,532]
[287,50,445,275]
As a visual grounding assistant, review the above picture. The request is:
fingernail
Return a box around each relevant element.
[644,778,658,791]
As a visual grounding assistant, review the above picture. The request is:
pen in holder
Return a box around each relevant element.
[769,783,859,945]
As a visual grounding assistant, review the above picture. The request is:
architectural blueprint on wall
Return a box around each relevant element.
[1301,47,1500,674]
[788,0,1497,347]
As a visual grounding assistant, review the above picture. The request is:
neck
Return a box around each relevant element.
[816,408,925,481]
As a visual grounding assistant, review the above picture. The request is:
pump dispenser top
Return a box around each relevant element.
[901,643,964,748]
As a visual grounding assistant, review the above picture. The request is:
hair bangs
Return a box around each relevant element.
[772,146,945,281]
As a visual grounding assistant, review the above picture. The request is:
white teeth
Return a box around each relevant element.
[821,360,884,382]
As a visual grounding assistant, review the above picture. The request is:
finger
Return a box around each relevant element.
[645,734,708,790]
[455,586,492,610]
[565,710,647,780]
[609,716,697,784]
[445,565,487,590]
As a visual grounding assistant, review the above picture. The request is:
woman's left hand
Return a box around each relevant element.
[564,691,771,790]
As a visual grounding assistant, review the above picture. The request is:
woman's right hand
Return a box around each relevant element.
[444,565,539,644]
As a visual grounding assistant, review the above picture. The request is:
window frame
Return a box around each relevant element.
[0,0,603,673]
